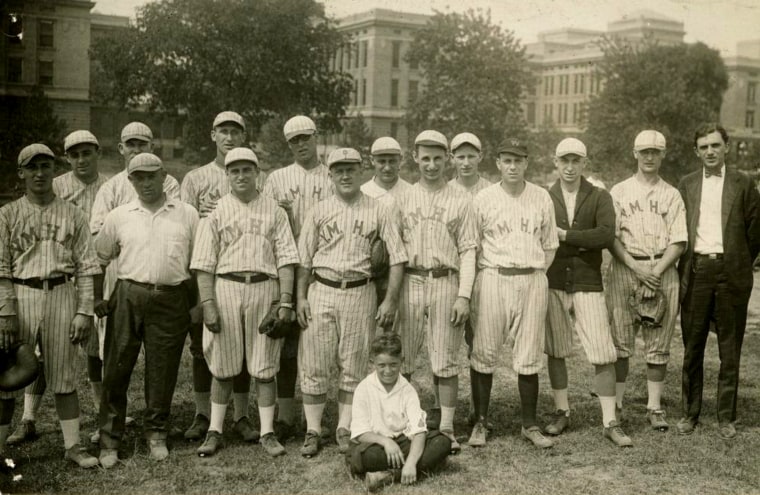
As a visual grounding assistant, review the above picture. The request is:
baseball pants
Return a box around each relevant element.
[346,430,451,474]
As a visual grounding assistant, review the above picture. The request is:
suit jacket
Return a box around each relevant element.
[677,169,760,304]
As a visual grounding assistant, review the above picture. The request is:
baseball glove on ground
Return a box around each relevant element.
[628,286,668,329]
[370,238,390,278]
[0,343,39,392]
[258,302,300,339]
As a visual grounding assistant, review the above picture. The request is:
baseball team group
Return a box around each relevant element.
[0,109,757,491]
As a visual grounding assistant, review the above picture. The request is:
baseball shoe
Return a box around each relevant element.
[426,407,441,430]
[676,417,697,435]
[440,429,461,454]
[365,470,394,493]
[468,421,487,447]
[89,429,100,445]
[7,420,37,445]
[184,414,210,441]
[64,443,99,469]
[274,420,296,442]
[521,426,554,449]
[718,422,736,440]
[233,417,260,443]
[467,412,494,430]
[545,409,570,436]
[603,420,632,447]
[300,429,320,457]
[197,431,222,457]
[148,438,169,461]
[336,427,351,454]
[260,433,286,457]
[99,448,119,469]
[647,409,669,432]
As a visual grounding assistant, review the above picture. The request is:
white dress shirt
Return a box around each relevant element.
[694,166,725,254]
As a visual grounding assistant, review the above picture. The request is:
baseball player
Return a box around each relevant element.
[296,147,406,457]
[606,130,686,431]
[190,147,299,457]
[394,130,478,454]
[7,131,109,447]
[180,112,256,443]
[469,138,558,449]
[448,132,492,196]
[261,115,334,439]
[0,144,100,468]
[542,138,631,447]
[360,137,411,204]
[94,153,199,467]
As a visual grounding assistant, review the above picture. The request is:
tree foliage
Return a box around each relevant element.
[404,9,532,159]
[584,39,728,185]
[91,0,353,160]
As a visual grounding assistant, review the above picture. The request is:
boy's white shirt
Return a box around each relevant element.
[350,371,428,440]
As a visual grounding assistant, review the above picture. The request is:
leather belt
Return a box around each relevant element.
[123,278,183,291]
[12,275,71,290]
[631,253,664,261]
[314,273,371,290]
[218,272,270,284]
[497,267,535,276]
[404,267,457,278]
[695,253,723,260]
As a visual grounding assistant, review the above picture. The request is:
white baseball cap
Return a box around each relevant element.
[283,115,317,141]
[555,138,587,158]
[450,132,481,152]
[213,111,246,130]
[64,130,99,152]
[18,143,55,167]
[415,130,448,150]
[224,147,259,167]
[121,122,153,143]
[128,153,163,175]
[371,137,402,155]
[634,130,666,151]
[327,147,362,168]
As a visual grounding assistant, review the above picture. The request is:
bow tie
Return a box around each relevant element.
[704,168,722,178]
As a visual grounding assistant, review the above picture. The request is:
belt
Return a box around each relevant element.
[497,267,535,276]
[218,272,270,284]
[12,275,71,290]
[314,273,371,290]
[631,253,664,261]
[404,267,457,278]
[695,253,724,260]
[123,278,183,291]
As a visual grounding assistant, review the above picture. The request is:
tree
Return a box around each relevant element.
[91,0,353,161]
[404,9,532,160]
[584,39,728,185]
[342,113,375,153]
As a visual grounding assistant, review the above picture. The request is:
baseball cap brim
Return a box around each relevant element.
[498,147,528,157]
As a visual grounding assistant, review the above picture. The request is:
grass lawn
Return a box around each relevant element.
[3,274,760,494]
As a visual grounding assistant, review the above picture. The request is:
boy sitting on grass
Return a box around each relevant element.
[346,333,452,492]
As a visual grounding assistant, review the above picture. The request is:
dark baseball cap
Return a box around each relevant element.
[497,138,528,157]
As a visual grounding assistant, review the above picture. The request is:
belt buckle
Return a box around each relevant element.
[245,274,252,284]
[340,279,348,290]
[42,279,50,291]
[709,253,718,260]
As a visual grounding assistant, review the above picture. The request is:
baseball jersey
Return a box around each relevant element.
[361,177,411,205]
[474,182,559,269]
[448,176,492,196]
[261,162,333,238]
[298,194,407,280]
[350,372,427,440]
[191,193,300,277]
[610,176,687,257]
[396,183,478,270]
[180,161,229,214]
[0,196,100,280]
[52,172,109,221]
[90,169,181,234]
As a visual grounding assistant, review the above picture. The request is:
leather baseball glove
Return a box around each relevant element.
[0,343,40,392]
[628,285,668,329]
[370,238,390,278]
[258,302,300,339]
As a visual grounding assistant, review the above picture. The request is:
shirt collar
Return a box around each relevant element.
[369,370,407,396]
[126,196,177,212]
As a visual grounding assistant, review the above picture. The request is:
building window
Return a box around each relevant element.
[579,74,585,94]
[390,122,398,138]
[361,79,367,106]
[7,57,22,83]
[392,41,401,69]
[572,103,578,124]
[748,82,757,104]
[353,42,359,68]
[746,110,755,129]
[526,102,536,125]
[39,20,54,48]
[38,60,53,86]
[346,43,352,70]
[409,57,418,70]
[353,79,359,106]
[408,80,418,104]
[390,78,399,107]
[361,41,368,68]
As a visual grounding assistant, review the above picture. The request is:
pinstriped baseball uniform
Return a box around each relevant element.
[180,161,229,215]
[190,193,300,379]
[470,182,558,374]
[361,177,412,205]
[0,196,100,398]
[394,183,478,377]
[448,176,492,197]
[298,194,406,395]
[607,176,687,364]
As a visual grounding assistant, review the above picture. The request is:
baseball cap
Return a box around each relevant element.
[18,143,55,168]
[64,130,99,152]
[224,147,259,167]
[555,138,587,158]
[414,130,448,150]
[121,122,153,143]
[634,130,666,151]
[327,147,362,168]
[283,115,317,141]
[450,132,482,152]
[127,153,163,175]
[371,137,402,155]
[213,111,246,130]
[497,137,528,157]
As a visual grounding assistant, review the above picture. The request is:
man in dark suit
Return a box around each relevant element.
[677,123,760,439]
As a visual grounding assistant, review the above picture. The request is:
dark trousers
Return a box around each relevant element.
[680,257,748,424]
[347,431,450,475]
[99,280,190,448]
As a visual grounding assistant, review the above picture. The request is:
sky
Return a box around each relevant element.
[92,0,760,57]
